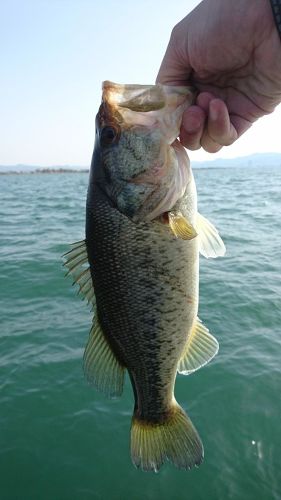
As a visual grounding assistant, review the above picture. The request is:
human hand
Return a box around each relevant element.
[157,0,281,152]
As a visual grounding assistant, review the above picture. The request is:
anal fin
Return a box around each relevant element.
[178,317,219,375]
[83,316,125,398]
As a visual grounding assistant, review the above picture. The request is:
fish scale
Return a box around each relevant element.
[87,180,198,425]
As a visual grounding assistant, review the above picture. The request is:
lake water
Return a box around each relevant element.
[1,164,281,499]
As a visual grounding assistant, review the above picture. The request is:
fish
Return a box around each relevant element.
[64,80,226,472]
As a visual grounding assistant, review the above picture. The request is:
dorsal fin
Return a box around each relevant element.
[63,240,95,305]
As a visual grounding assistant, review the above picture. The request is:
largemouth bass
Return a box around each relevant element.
[64,81,225,472]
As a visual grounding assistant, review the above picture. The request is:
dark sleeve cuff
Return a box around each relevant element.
[270,0,281,39]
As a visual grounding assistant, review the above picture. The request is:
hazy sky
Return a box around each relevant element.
[1,0,281,166]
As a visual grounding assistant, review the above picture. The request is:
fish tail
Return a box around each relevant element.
[130,403,203,472]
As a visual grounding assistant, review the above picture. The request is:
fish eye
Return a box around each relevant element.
[100,125,119,146]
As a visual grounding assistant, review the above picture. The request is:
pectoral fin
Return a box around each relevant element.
[178,318,219,375]
[196,213,226,258]
[83,317,125,398]
[168,212,198,240]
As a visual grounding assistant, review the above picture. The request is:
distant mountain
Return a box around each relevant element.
[1,153,281,174]
[192,152,281,169]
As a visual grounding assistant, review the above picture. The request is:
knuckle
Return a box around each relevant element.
[201,134,222,153]
[186,142,201,151]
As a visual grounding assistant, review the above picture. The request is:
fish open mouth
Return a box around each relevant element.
[101,81,194,138]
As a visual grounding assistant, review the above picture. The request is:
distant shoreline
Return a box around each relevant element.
[0,168,89,175]
[1,152,281,175]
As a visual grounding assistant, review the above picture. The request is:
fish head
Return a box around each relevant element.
[94,81,194,222]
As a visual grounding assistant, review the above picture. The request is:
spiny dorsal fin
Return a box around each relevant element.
[168,211,198,240]
[178,317,219,375]
[83,316,125,398]
[196,213,226,258]
[63,240,95,305]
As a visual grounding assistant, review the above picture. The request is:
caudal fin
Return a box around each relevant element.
[130,404,203,472]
